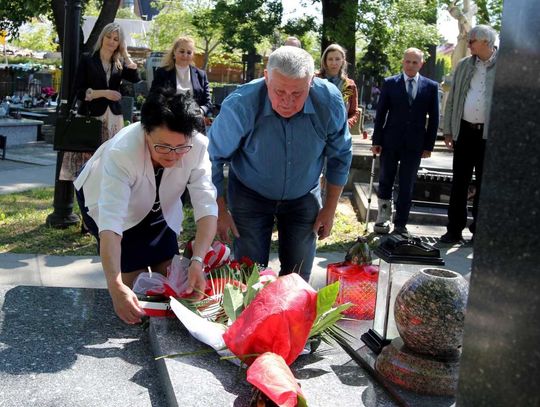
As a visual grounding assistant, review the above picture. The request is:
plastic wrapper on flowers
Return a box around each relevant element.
[223,273,317,366]
[247,352,307,407]
[133,241,233,317]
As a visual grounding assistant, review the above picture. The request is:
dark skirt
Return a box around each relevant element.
[75,188,179,273]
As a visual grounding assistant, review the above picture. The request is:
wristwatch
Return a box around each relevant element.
[190,255,204,265]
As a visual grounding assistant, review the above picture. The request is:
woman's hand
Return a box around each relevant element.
[106,90,122,101]
[109,283,145,324]
[184,261,206,300]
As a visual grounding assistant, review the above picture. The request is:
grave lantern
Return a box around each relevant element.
[361,235,444,354]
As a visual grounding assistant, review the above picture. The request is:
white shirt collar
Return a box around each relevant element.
[403,72,420,82]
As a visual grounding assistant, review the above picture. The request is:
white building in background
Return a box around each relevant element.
[81,16,153,49]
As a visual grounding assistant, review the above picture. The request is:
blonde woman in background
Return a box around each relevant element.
[59,22,140,181]
[150,36,212,119]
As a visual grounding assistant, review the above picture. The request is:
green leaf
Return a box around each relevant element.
[309,303,353,338]
[316,282,340,317]
[297,394,308,407]
[222,283,244,322]
[243,267,260,308]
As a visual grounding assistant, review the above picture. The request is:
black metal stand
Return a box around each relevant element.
[360,328,391,355]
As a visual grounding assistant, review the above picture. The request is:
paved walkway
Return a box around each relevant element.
[0,138,473,290]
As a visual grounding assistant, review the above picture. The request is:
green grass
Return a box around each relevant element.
[0,188,362,256]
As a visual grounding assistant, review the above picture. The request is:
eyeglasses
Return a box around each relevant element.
[152,143,193,154]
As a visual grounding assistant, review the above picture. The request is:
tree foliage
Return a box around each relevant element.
[357,0,440,82]
[215,0,282,54]
[189,1,222,70]
[146,0,192,51]
[11,18,57,52]
[474,0,503,31]
[0,0,119,53]
[213,0,282,81]
[321,0,358,75]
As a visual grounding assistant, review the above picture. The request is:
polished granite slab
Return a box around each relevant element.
[455,0,540,404]
[150,317,398,407]
[0,285,166,407]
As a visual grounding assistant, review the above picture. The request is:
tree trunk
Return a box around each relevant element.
[83,0,121,53]
[51,0,120,55]
[321,0,358,77]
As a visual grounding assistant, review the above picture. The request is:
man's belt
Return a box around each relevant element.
[462,120,484,131]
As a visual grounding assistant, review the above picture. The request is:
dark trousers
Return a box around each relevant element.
[227,171,321,282]
[447,122,486,235]
[378,148,422,228]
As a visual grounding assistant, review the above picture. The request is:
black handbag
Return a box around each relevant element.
[53,100,103,152]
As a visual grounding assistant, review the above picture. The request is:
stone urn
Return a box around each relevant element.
[395,267,469,359]
[375,268,469,396]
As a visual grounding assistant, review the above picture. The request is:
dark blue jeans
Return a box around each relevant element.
[228,171,321,282]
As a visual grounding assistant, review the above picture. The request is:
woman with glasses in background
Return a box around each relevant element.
[74,90,217,325]
[150,36,212,130]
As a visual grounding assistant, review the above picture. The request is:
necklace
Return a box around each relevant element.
[151,167,164,212]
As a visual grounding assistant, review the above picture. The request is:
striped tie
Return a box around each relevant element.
[407,78,414,105]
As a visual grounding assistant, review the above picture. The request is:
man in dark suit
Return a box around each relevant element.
[371,48,439,235]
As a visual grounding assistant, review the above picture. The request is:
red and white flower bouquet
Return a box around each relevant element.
[134,243,353,406]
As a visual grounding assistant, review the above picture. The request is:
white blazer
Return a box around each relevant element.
[74,122,217,236]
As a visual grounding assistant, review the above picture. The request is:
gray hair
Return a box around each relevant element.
[403,47,425,62]
[469,25,498,48]
[267,46,314,79]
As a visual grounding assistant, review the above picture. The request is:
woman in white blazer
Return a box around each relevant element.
[74,90,218,324]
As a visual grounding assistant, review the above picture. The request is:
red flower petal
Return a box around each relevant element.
[247,352,304,407]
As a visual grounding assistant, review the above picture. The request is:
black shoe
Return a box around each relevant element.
[439,232,463,244]
[392,226,409,237]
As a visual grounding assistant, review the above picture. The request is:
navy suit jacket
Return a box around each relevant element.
[150,65,212,115]
[372,74,439,153]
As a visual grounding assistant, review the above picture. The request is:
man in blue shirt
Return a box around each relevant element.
[208,46,352,281]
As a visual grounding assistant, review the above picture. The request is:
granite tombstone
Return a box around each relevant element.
[456,1,540,405]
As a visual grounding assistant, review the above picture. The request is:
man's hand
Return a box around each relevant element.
[312,206,335,240]
[421,150,432,159]
[183,261,206,300]
[371,145,382,155]
[444,134,454,150]
[109,283,145,325]
[216,197,240,244]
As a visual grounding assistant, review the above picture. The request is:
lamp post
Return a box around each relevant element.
[46,0,82,228]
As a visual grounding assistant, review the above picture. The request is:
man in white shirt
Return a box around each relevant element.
[440,25,498,244]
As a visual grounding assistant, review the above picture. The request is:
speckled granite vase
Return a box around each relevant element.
[375,268,469,396]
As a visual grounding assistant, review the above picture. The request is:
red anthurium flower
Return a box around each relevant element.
[223,273,317,366]
[247,352,305,407]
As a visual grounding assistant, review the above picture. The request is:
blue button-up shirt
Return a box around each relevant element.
[208,78,352,200]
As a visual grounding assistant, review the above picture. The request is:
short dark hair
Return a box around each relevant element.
[141,88,200,137]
